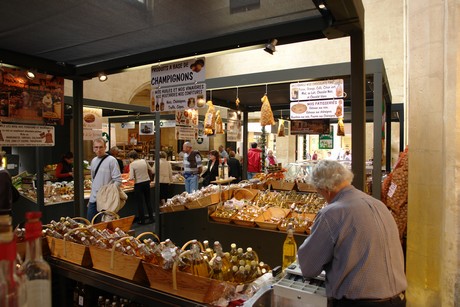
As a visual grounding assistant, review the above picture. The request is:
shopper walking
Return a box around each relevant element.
[297,160,407,307]
[227,151,241,183]
[154,151,173,205]
[182,141,202,193]
[87,137,121,222]
[201,150,220,187]
[128,150,154,224]
[247,142,262,179]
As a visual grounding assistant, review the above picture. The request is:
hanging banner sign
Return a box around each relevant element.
[175,109,198,127]
[175,125,198,140]
[151,58,205,87]
[290,79,344,101]
[290,100,344,120]
[83,107,103,141]
[290,119,331,135]
[0,124,55,146]
[151,84,206,112]
[151,57,206,113]
[227,120,242,142]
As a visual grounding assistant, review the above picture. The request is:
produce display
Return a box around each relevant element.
[210,190,326,234]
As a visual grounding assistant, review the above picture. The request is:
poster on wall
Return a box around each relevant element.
[83,107,103,141]
[290,119,330,135]
[319,126,334,149]
[139,121,154,135]
[227,110,242,142]
[0,124,55,146]
[175,125,198,140]
[150,58,206,112]
[175,109,198,127]
[0,67,64,125]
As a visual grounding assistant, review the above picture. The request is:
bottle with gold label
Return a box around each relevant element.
[282,222,297,269]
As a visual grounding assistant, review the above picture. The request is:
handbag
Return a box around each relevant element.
[145,160,154,181]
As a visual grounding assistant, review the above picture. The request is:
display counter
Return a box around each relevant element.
[160,207,308,268]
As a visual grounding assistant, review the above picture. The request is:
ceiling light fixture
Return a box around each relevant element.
[318,3,326,9]
[26,70,36,80]
[264,39,278,55]
[98,73,108,82]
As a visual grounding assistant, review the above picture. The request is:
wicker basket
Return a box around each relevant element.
[255,208,290,230]
[89,236,147,283]
[160,204,186,213]
[46,227,92,267]
[232,188,259,201]
[143,239,235,304]
[91,212,134,232]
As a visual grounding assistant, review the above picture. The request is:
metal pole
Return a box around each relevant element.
[386,102,392,171]
[35,147,45,211]
[350,29,366,191]
[242,111,249,179]
[73,79,85,217]
[372,73,383,199]
[154,111,161,236]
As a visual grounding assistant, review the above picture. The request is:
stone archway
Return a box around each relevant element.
[128,82,151,106]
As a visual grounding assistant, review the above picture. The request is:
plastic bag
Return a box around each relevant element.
[260,94,275,126]
[204,100,216,135]
[215,110,224,134]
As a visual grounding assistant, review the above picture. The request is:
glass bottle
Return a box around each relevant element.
[243,247,256,264]
[77,283,86,306]
[233,265,247,283]
[22,211,52,307]
[282,222,297,269]
[97,296,105,307]
[229,243,238,258]
[210,256,224,281]
[190,240,209,277]
[0,211,27,307]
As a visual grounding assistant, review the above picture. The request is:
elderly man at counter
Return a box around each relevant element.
[298,160,406,307]
[182,141,202,193]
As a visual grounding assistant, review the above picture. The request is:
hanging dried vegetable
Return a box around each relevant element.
[260,94,275,126]
[337,117,345,136]
[204,100,216,135]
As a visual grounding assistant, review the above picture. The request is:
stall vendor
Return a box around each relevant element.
[55,152,74,182]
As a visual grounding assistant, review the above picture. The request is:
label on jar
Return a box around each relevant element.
[26,279,52,306]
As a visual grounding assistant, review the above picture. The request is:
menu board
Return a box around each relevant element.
[151,58,206,112]
[0,67,64,125]
[290,79,344,101]
[290,100,344,120]
[0,124,55,146]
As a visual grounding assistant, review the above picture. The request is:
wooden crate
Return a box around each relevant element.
[143,262,233,304]
[232,188,259,201]
[160,204,186,213]
[268,180,296,191]
[296,182,317,192]
[46,236,92,267]
[255,208,290,230]
[89,245,147,283]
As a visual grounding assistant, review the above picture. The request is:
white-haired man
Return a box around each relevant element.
[298,160,407,307]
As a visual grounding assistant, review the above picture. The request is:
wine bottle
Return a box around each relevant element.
[282,222,297,269]
[22,211,52,307]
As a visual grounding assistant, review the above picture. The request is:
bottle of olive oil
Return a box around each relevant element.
[282,223,297,269]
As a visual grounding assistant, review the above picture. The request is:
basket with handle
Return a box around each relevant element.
[142,239,233,304]
[46,226,92,267]
[89,235,147,283]
[91,211,135,232]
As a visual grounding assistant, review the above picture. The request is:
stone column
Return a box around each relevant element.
[406,0,460,305]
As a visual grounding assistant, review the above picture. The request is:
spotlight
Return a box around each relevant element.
[98,73,108,82]
[26,70,36,80]
[318,3,326,9]
[264,39,278,55]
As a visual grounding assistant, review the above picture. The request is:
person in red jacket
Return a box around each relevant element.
[247,142,262,179]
